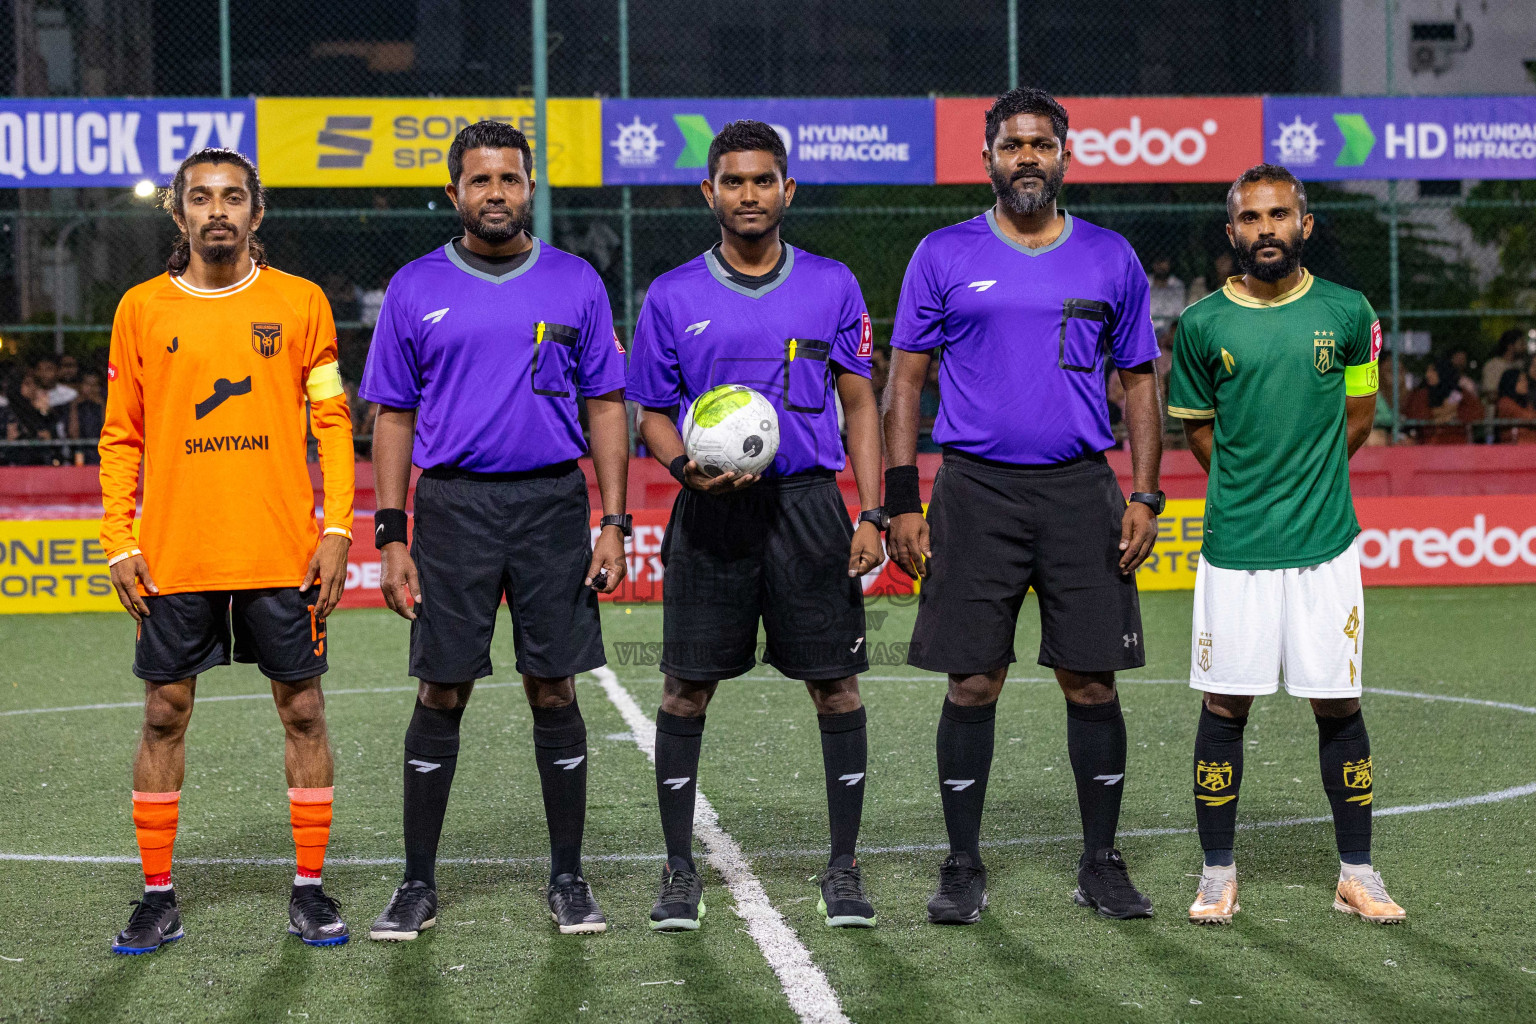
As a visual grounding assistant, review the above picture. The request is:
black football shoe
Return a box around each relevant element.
[817,859,877,927]
[926,852,987,925]
[288,884,350,946]
[368,880,438,941]
[548,874,607,934]
[1073,848,1154,919]
[649,858,706,932]
[111,889,184,955]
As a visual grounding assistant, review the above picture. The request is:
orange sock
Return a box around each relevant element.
[132,791,180,890]
[289,787,334,885]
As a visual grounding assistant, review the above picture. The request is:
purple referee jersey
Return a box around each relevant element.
[359,239,626,473]
[891,211,1159,465]
[626,245,872,477]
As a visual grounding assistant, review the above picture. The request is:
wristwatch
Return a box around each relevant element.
[1128,491,1166,515]
[599,513,633,537]
[857,508,890,532]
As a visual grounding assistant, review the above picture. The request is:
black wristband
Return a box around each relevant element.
[669,454,689,486]
[374,508,408,549]
[884,465,923,516]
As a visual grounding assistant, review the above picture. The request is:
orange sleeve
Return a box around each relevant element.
[304,288,355,539]
[99,291,145,560]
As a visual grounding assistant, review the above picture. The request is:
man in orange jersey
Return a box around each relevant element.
[99,148,355,954]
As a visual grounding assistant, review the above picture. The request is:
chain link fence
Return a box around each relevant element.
[1,0,1533,464]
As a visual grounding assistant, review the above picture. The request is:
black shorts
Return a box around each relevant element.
[908,449,1145,676]
[134,586,328,684]
[660,470,868,682]
[408,463,605,682]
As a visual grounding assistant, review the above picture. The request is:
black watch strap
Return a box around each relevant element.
[858,508,890,532]
[1129,491,1166,515]
[599,513,633,537]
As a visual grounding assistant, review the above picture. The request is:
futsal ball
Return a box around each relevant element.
[681,384,780,478]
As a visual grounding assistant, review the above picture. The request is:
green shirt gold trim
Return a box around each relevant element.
[1221,268,1314,309]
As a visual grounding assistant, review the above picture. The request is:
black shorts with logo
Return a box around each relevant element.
[909,449,1146,676]
[660,470,868,682]
[408,462,605,682]
[134,585,328,683]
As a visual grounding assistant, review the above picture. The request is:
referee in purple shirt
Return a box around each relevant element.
[358,122,631,939]
[884,88,1165,924]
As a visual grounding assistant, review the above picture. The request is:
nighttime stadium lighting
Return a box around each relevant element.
[133,179,157,199]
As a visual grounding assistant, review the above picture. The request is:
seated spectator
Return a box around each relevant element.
[359,273,389,328]
[58,353,82,388]
[1186,250,1236,306]
[33,356,78,407]
[1481,330,1526,398]
[1496,365,1536,444]
[1403,358,1484,444]
[6,369,67,465]
[1146,254,1186,335]
[68,371,106,464]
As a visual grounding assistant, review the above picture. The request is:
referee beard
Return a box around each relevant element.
[883,93,1163,923]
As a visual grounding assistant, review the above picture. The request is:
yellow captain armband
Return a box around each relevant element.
[1344,360,1379,397]
[306,361,344,402]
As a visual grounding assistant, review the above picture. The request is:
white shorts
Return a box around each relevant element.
[1189,545,1364,699]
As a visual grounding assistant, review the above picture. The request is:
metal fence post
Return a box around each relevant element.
[1008,0,1018,90]
[619,0,634,337]
[532,0,552,241]
[219,0,231,98]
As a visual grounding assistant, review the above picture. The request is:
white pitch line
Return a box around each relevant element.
[0,681,525,718]
[589,665,850,1024]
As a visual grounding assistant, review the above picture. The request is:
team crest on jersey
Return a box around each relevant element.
[251,322,283,359]
[1313,330,1336,374]
[1196,760,1232,791]
[857,311,873,358]
[1197,632,1213,671]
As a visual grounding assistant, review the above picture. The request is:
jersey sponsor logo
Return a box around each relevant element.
[857,311,873,357]
[1370,320,1383,361]
[107,361,118,382]
[1220,348,1235,374]
[193,375,253,420]
[422,306,450,324]
[1313,330,1336,373]
[251,321,283,358]
[684,319,711,337]
[166,336,179,354]
[966,280,997,292]
[184,433,269,454]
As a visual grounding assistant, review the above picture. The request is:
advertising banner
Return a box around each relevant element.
[1355,495,1536,586]
[0,99,255,188]
[934,96,1263,185]
[602,98,935,185]
[256,97,602,188]
[1264,95,1536,181]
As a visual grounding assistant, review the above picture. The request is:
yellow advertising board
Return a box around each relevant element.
[0,519,120,613]
[256,97,602,188]
[1134,498,1206,591]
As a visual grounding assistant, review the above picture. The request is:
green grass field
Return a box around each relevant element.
[1,587,1533,1024]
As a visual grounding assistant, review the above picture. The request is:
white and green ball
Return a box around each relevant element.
[681,384,780,478]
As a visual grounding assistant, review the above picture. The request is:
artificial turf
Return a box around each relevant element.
[0,586,1532,1023]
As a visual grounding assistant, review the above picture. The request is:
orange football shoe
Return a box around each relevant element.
[1333,869,1406,924]
[1188,870,1239,925]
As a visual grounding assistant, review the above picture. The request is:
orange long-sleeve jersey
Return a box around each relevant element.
[99,263,355,594]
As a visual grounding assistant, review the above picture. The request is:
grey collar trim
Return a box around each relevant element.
[704,244,795,298]
[985,209,1074,256]
[443,237,542,284]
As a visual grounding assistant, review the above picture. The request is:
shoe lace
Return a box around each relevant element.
[1356,872,1393,905]
[1196,875,1231,906]
[124,897,167,931]
[660,867,700,904]
[389,884,432,918]
[294,886,343,923]
[937,860,982,899]
[823,866,866,903]
[553,878,596,914]
[1091,851,1141,899]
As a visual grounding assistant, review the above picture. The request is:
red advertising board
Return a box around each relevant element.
[934,96,1264,185]
[1355,495,1536,587]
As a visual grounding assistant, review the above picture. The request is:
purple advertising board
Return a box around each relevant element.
[1263,95,1536,180]
[602,98,934,185]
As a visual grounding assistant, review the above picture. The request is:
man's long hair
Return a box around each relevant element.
[161,148,267,276]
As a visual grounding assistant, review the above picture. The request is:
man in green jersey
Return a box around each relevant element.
[1168,164,1406,927]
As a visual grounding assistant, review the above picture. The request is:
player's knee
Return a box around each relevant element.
[419,680,474,710]
[947,671,1004,706]
[1204,692,1254,718]
[1056,669,1116,705]
[806,677,862,715]
[1311,696,1360,719]
[523,674,576,709]
[661,676,716,717]
[142,695,192,740]
[277,688,328,737]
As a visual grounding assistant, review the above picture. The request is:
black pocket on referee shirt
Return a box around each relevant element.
[531,321,579,397]
[1059,299,1113,373]
[783,338,832,414]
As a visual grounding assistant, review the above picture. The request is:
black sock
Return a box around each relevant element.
[818,706,867,866]
[1194,705,1247,867]
[1318,710,1372,860]
[532,698,588,881]
[1065,697,1127,855]
[936,698,996,862]
[402,699,466,888]
[655,710,705,869]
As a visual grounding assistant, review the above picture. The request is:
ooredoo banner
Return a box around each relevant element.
[1355,495,1536,587]
[934,96,1264,185]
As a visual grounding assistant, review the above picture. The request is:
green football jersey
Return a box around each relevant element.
[1168,270,1381,570]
